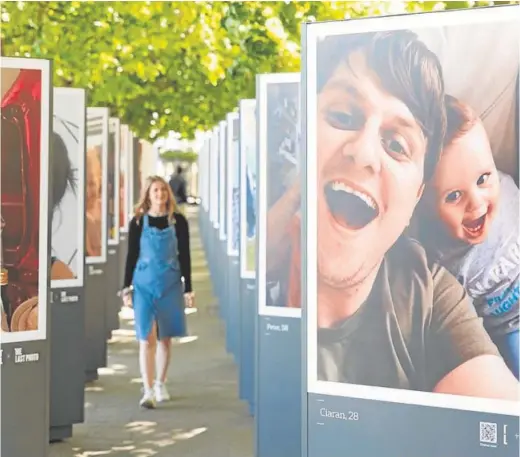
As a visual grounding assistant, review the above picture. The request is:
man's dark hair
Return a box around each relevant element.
[317,30,446,182]
[176,165,183,174]
[51,131,77,210]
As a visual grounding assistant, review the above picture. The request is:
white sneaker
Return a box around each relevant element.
[139,389,156,409]
[154,381,171,402]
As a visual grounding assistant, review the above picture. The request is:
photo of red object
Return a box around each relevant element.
[1,68,42,332]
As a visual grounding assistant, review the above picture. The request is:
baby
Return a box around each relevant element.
[419,95,519,379]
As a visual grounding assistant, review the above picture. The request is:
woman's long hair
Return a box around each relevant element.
[134,175,177,222]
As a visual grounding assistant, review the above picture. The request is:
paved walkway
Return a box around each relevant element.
[50,208,254,457]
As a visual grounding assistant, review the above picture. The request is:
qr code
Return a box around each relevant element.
[479,422,498,444]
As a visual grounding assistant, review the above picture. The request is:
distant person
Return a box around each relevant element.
[169,166,188,213]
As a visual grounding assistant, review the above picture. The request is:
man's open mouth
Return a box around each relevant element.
[462,213,486,236]
[324,181,379,230]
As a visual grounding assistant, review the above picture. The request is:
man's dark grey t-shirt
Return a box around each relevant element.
[317,237,499,392]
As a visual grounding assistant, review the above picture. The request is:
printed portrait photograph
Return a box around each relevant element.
[219,121,228,240]
[239,101,257,276]
[210,127,220,228]
[86,108,108,264]
[305,6,519,415]
[126,129,135,228]
[133,138,143,208]
[108,118,120,244]
[202,135,210,214]
[119,124,128,232]
[227,114,241,256]
[51,88,85,288]
[1,59,51,341]
[232,117,241,254]
[259,76,301,311]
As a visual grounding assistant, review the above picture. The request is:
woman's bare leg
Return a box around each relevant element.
[139,322,157,391]
[156,337,172,383]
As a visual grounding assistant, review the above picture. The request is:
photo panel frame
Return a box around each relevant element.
[257,73,301,318]
[126,129,135,224]
[119,123,129,232]
[202,133,211,214]
[85,107,109,265]
[51,87,86,289]
[210,126,220,229]
[219,120,228,242]
[108,117,120,245]
[1,57,52,342]
[303,5,519,417]
[226,112,240,257]
[239,99,258,280]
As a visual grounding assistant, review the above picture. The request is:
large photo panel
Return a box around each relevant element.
[126,130,135,224]
[239,99,257,279]
[219,120,228,241]
[51,87,86,289]
[210,126,220,229]
[132,135,139,206]
[108,117,120,245]
[119,124,129,232]
[257,73,301,318]
[202,134,210,214]
[1,58,52,342]
[304,4,519,422]
[86,107,109,265]
[226,112,240,257]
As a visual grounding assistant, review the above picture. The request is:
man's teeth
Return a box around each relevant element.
[331,181,377,210]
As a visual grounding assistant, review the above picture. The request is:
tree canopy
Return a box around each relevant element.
[1,1,515,140]
[160,149,198,164]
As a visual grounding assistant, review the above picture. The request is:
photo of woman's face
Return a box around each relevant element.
[86,146,102,256]
[316,51,427,289]
[86,147,101,209]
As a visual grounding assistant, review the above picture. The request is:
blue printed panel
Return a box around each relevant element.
[227,257,240,361]
[240,278,256,413]
[257,316,301,457]
[308,393,519,457]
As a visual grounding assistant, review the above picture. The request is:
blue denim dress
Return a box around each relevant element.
[133,214,186,340]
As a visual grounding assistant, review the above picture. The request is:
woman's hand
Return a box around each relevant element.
[123,292,133,308]
[184,292,195,308]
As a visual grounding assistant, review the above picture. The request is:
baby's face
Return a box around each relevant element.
[427,121,500,245]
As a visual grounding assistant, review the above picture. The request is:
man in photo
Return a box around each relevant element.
[265,83,300,307]
[313,30,518,400]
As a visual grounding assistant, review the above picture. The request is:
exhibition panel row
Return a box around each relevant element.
[0,57,156,456]
[198,5,519,457]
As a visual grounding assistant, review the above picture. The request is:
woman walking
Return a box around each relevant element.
[121,175,194,409]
